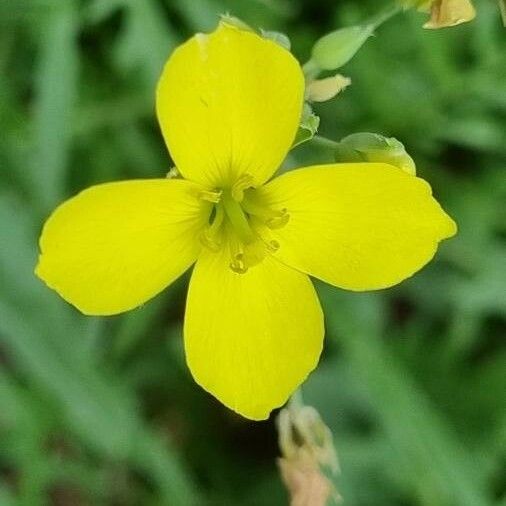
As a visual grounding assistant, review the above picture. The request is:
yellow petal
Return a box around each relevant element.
[256,163,457,291]
[36,179,211,315]
[423,0,476,29]
[157,22,304,188]
[184,230,324,420]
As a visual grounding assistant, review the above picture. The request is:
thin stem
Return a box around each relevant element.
[312,135,340,150]
[301,2,403,79]
[288,388,304,413]
[302,59,320,79]
[366,2,404,30]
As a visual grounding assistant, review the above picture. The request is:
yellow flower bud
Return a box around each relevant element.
[305,74,351,102]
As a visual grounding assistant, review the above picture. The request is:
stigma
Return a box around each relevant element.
[198,173,289,273]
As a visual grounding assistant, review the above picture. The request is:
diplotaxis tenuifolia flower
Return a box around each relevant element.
[36,22,456,420]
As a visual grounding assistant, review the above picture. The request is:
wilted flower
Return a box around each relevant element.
[402,0,476,28]
[277,399,340,505]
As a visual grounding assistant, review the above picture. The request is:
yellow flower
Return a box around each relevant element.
[35,23,457,420]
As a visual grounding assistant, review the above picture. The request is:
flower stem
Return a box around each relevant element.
[288,388,304,413]
[302,59,320,79]
[312,135,340,150]
[366,2,404,30]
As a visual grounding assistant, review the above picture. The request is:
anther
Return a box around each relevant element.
[200,205,224,251]
[231,173,256,202]
[198,189,222,203]
[230,255,248,274]
[241,198,290,230]
[267,240,280,252]
[265,209,290,229]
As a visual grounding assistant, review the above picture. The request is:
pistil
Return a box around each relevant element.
[221,191,257,244]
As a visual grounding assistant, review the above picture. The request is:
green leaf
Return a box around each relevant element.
[114,0,178,89]
[319,288,493,506]
[32,2,79,210]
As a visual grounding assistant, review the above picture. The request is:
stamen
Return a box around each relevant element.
[241,197,290,229]
[228,236,270,274]
[198,189,222,203]
[266,239,280,252]
[230,254,248,274]
[231,173,256,202]
[265,210,289,229]
[200,206,224,251]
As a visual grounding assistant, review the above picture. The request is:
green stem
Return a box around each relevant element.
[288,388,304,414]
[366,2,404,30]
[302,59,320,79]
[312,135,340,150]
[301,2,402,80]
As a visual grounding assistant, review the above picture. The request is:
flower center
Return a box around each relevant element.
[199,174,289,274]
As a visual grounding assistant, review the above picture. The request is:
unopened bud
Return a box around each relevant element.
[311,25,374,71]
[305,75,351,102]
[335,132,416,175]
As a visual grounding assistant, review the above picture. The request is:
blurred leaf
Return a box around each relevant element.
[31,1,79,211]
[319,287,492,506]
[171,0,221,31]
[114,0,178,89]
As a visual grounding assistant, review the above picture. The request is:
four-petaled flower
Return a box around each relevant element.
[36,23,456,420]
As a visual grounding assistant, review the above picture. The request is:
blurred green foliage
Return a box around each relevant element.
[0,0,505,505]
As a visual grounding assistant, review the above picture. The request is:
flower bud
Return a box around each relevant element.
[311,25,374,71]
[305,74,351,102]
[334,132,416,175]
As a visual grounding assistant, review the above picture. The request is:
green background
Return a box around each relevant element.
[1,0,505,505]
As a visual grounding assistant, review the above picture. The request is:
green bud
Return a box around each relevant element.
[311,25,374,71]
[334,132,416,175]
